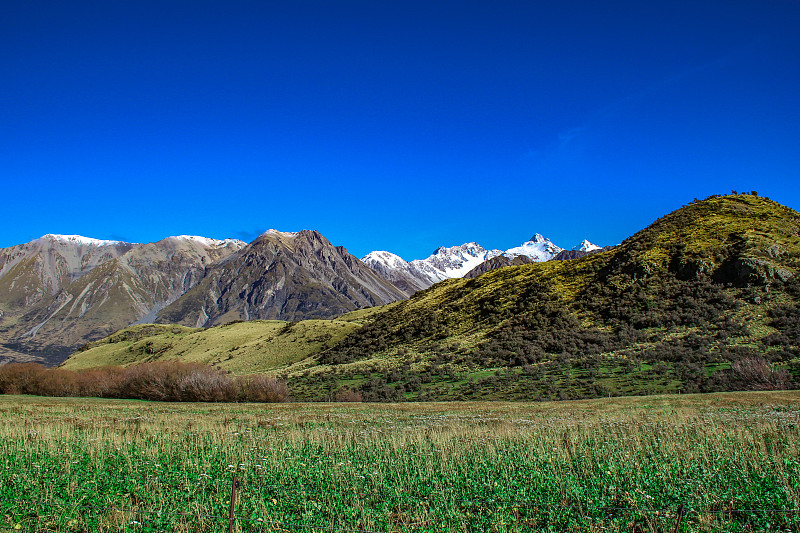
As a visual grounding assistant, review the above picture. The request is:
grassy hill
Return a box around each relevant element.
[63,319,361,374]
[63,194,800,401]
[290,194,800,400]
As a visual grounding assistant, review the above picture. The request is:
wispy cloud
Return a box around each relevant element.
[234,228,265,242]
[106,233,133,242]
[524,43,759,161]
[557,126,587,147]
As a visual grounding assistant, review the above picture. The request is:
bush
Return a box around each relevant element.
[729,357,791,391]
[333,388,364,402]
[0,361,290,403]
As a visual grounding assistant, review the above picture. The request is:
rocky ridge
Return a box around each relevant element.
[155,230,407,328]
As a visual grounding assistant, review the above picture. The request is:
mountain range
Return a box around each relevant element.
[62,193,800,401]
[361,235,600,296]
[2,228,592,364]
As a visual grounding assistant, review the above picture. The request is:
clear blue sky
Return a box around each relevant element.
[2,1,799,259]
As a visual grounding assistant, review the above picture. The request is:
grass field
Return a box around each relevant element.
[0,392,799,532]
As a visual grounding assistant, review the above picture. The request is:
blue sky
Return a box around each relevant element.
[1,1,799,259]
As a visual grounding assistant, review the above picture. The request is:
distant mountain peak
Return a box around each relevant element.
[39,234,129,246]
[504,233,562,261]
[263,229,299,238]
[572,239,602,252]
[169,235,246,248]
[431,241,490,256]
[362,250,407,267]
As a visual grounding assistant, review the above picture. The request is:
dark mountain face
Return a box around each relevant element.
[156,230,407,327]
[464,255,533,278]
[0,229,408,366]
[552,246,614,261]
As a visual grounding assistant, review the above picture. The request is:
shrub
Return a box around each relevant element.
[730,357,791,391]
[333,388,363,402]
[0,361,290,403]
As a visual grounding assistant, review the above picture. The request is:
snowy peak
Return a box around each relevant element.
[263,229,299,238]
[170,235,246,249]
[504,233,562,262]
[39,234,129,247]
[360,251,432,296]
[411,242,503,282]
[572,239,602,252]
[361,250,408,269]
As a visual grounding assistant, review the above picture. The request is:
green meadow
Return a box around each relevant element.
[1,391,799,532]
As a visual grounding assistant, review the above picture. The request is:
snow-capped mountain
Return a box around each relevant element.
[362,243,503,296]
[171,235,247,249]
[572,239,602,252]
[360,251,434,296]
[363,234,605,294]
[0,234,138,313]
[503,233,563,261]
[263,229,300,238]
[41,234,130,247]
[411,243,503,282]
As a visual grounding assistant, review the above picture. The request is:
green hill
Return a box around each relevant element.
[62,194,800,402]
[291,194,800,400]
[62,319,361,374]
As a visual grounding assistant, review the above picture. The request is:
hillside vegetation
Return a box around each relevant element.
[63,194,800,402]
[293,194,800,400]
[64,319,360,374]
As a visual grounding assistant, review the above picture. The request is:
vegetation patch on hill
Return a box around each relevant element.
[64,319,360,374]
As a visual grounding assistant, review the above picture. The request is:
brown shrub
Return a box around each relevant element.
[0,361,289,403]
[238,375,290,403]
[334,387,364,402]
[730,357,791,391]
[0,364,47,395]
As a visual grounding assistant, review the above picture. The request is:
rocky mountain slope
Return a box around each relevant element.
[155,230,407,327]
[1,236,244,363]
[0,235,136,317]
[464,255,533,278]
[360,251,434,297]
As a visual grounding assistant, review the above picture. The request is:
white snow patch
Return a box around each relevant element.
[171,235,245,248]
[361,251,408,269]
[264,229,299,238]
[410,243,503,281]
[40,234,127,246]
